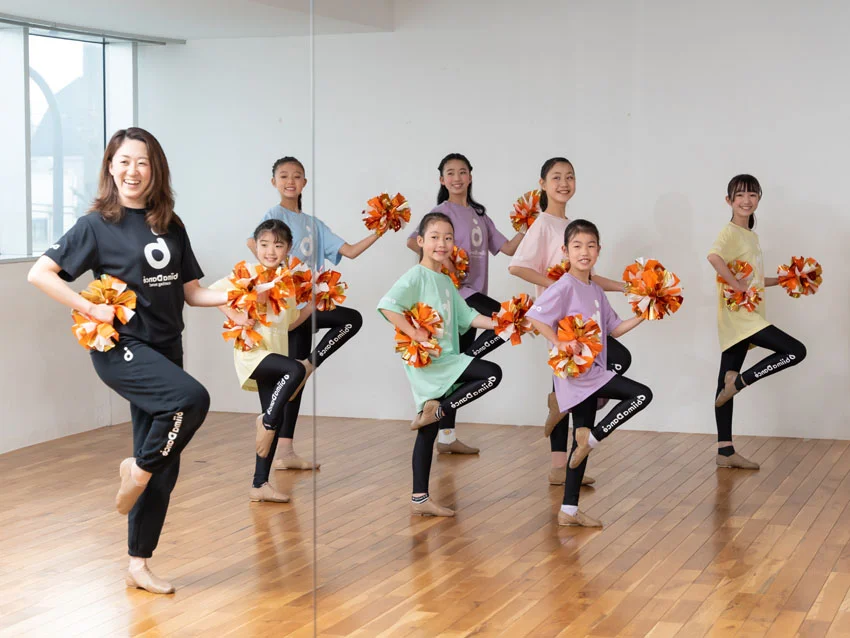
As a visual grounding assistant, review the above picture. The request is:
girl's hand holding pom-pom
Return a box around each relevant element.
[777,256,822,298]
[222,320,264,352]
[510,189,541,233]
[718,260,762,312]
[492,293,536,345]
[547,314,603,378]
[288,257,314,305]
[362,192,411,237]
[622,257,684,320]
[394,303,444,368]
[441,246,469,289]
[71,275,137,352]
[313,269,348,311]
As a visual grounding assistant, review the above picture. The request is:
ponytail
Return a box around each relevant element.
[539,157,572,212]
[436,153,486,216]
[271,156,305,211]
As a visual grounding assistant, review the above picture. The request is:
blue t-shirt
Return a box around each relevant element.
[261,205,345,267]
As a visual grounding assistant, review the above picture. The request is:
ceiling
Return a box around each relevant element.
[0,0,394,40]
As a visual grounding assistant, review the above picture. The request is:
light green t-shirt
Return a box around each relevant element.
[377,265,479,411]
[708,222,771,351]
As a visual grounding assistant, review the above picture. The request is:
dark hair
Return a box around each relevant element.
[539,157,574,212]
[90,127,180,234]
[564,219,600,245]
[416,212,454,260]
[253,218,292,246]
[271,156,306,211]
[726,174,761,230]
[436,153,486,216]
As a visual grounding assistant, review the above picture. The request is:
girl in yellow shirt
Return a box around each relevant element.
[707,174,806,470]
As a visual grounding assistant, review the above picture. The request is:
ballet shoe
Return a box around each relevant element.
[289,359,314,402]
[716,452,759,469]
[249,482,290,503]
[544,392,567,438]
[410,499,455,517]
[125,564,175,594]
[411,400,440,430]
[273,453,320,470]
[116,458,146,515]
[569,427,593,469]
[714,370,741,408]
[557,509,602,528]
[436,438,479,454]
[547,466,596,486]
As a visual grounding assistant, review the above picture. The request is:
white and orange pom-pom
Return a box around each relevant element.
[510,189,541,233]
[717,260,762,312]
[313,269,348,311]
[547,260,570,281]
[288,257,314,305]
[222,319,264,352]
[777,256,822,298]
[72,275,137,351]
[547,314,603,378]
[362,192,411,237]
[394,303,444,367]
[441,246,469,289]
[622,258,683,320]
[226,260,269,324]
[255,264,295,320]
[493,293,536,346]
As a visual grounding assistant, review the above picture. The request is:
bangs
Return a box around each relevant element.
[727,174,762,198]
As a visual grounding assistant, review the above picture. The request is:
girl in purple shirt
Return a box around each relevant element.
[406,153,523,455]
[527,219,652,528]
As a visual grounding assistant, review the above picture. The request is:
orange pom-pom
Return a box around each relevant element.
[71,275,137,351]
[226,260,269,325]
[363,192,411,237]
[777,256,822,298]
[547,260,570,281]
[441,246,469,289]
[492,293,537,346]
[717,260,762,312]
[222,319,265,352]
[255,265,295,319]
[313,269,348,311]
[510,190,541,233]
[394,303,444,367]
[547,314,603,378]
[288,257,314,305]
[622,258,683,320]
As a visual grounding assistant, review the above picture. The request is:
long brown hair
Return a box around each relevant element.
[90,127,181,233]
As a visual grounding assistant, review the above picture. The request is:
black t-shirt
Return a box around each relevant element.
[45,208,204,345]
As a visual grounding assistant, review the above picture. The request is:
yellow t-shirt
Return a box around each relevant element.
[209,269,299,392]
[708,222,771,351]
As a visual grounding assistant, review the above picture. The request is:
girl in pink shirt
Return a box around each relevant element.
[509,157,633,488]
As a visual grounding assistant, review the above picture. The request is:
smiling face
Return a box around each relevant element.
[271,161,307,205]
[255,230,289,269]
[108,138,151,208]
[565,231,600,276]
[726,188,760,222]
[540,161,576,207]
[439,158,472,200]
[417,219,455,266]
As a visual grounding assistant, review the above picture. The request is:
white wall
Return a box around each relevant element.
[0,261,131,453]
[137,0,850,439]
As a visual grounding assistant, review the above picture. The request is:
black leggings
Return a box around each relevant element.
[563,375,653,506]
[412,359,502,494]
[250,355,307,488]
[90,336,210,558]
[550,336,632,452]
[715,325,806,443]
[460,293,504,359]
[284,305,364,438]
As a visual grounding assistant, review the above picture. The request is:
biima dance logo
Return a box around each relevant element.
[471,334,502,358]
[266,374,291,415]
[753,354,795,379]
[160,411,184,456]
[449,375,499,410]
[143,233,179,287]
[601,394,647,434]
[318,324,353,357]
[123,346,134,362]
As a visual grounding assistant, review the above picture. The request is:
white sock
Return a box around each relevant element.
[438,429,456,445]
[588,432,600,448]
[560,505,578,516]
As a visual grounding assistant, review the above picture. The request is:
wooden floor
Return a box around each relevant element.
[3,416,850,637]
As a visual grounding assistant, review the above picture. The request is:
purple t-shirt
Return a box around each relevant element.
[526,273,623,412]
[409,201,508,299]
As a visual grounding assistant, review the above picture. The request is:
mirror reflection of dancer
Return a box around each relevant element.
[380,213,503,517]
[406,153,524,455]
[28,128,233,594]
[509,158,631,487]
[212,219,313,503]
[528,220,651,528]
[707,175,806,469]
[247,156,383,469]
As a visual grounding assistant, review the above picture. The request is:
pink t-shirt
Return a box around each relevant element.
[509,213,569,298]
[526,273,623,411]
[409,202,508,299]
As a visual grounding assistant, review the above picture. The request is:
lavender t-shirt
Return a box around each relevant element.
[409,202,508,299]
[526,273,623,412]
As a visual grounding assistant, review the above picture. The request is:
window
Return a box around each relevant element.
[0,21,139,260]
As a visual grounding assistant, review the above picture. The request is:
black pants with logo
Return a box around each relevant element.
[412,359,502,494]
[563,375,652,506]
[715,325,806,443]
[91,336,210,558]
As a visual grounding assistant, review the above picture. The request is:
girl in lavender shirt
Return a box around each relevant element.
[527,219,652,528]
[406,153,523,455]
